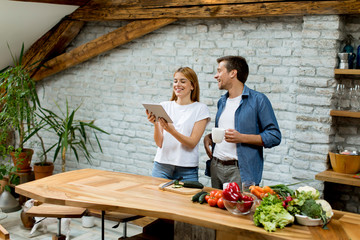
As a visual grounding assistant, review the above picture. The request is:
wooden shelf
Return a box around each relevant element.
[330,110,360,118]
[334,69,360,75]
[315,169,360,187]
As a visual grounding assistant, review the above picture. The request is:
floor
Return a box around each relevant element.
[0,209,144,240]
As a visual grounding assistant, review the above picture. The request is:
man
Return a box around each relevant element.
[204,56,281,189]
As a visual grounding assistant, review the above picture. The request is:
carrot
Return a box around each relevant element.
[263,186,275,195]
[251,188,263,199]
[254,186,265,193]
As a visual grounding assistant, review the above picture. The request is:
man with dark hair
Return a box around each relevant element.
[204,56,281,189]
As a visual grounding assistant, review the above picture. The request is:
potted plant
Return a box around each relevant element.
[36,100,109,172]
[31,130,54,179]
[0,43,40,173]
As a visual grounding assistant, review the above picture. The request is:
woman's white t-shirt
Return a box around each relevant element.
[154,101,210,167]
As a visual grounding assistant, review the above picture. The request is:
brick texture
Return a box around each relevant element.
[28,16,360,213]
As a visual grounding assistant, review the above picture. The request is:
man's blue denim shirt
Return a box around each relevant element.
[214,85,281,185]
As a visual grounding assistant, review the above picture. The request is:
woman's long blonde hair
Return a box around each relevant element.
[170,67,200,102]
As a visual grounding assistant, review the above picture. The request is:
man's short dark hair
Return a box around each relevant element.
[217,56,249,84]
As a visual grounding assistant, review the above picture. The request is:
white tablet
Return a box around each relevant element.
[142,103,173,123]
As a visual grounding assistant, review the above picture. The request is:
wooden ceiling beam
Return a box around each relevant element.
[69,1,360,21]
[23,19,84,76]
[11,0,89,6]
[84,0,287,9]
[32,18,177,81]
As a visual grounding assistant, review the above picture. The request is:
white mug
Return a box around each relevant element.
[212,128,225,143]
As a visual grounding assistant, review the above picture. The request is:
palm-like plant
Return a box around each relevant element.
[36,100,109,172]
[0,43,40,153]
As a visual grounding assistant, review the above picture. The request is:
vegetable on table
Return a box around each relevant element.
[208,190,225,209]
[174,180,204,189]
[286,190,317,216]
[223,182,242,201]
[296,186,320,200]
[299,199,328,228]
[249,185,276,200]
[253,194,294,232]
[315,199,333,218]
[268,184,294,199]
[192,191,206,202]
[199,192,208,204]
[191,190,225,209]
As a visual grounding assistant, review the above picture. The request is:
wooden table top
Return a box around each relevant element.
[15,169,360,240]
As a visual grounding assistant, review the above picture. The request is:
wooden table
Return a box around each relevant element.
[15,169,360,240]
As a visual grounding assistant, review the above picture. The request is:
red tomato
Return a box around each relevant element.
[217,197,225,209]
[241,195,254,201]
[236,200,253,213]
[208,197,218,207]
[209,190,218,198]
[205,195,210,203]
[214,190,223,199]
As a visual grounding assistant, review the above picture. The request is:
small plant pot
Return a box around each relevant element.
[33,162,54,180]
[10,148,34,173]
[82,215,95,228]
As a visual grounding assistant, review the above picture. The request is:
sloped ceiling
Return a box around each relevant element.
[0,0,78,69]
[3,0,360,81]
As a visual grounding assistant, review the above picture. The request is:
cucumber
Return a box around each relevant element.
[192,191,205,202]
[183,181,204,189]
[199,192,208,204]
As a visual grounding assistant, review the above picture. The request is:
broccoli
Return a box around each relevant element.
[300,199,328,228]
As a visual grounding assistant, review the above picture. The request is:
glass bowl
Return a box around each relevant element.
[222,192,257,215]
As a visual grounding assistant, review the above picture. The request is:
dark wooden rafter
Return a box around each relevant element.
[84,0,288,9]
[23,19,84,76]
[32,18,176,81]
[69,1,360,21]
[11,0,89,6]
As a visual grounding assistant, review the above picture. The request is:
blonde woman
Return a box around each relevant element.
[146,67,210,181]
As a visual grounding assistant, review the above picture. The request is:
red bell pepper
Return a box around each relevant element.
[223,188,241,201]
[228,182,240,192]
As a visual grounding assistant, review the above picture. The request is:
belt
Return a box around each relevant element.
[213,157,238,166]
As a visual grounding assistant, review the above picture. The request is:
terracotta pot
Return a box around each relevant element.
[20,209,35,229]
[33,162,54,180]
[0,177,9,193]
[10,148,34,173]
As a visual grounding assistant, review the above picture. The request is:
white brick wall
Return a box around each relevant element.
[29,16,359,210]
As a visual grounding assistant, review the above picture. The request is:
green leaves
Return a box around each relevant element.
[36,100,109,172]
[0,43,40,153]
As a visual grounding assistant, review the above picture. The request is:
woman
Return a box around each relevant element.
[146,67,210,181]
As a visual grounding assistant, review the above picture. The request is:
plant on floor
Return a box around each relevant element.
[36,100,109,172]
[0,43,41,171]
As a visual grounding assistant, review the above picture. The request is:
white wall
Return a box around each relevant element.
[31,15,343,190]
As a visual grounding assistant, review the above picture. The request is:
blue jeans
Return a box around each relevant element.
[152,161,199,181]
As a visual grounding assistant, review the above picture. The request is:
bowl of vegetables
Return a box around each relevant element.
[294,198,334,226]
[222,192,257,215]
